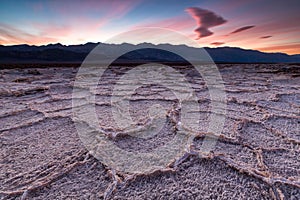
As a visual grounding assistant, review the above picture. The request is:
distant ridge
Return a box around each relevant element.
[1,42,300,63]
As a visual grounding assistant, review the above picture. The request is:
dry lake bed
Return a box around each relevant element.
[0,64,299,199]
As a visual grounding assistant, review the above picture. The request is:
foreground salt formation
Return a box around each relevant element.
[0,64,299,199]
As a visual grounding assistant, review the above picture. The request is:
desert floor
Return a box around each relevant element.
[0,64,299,199]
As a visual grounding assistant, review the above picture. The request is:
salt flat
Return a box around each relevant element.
[0,64,299,199]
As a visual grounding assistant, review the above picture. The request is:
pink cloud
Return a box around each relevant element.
[134,16,194,32]
[229,25,255,34]
[186,7,227,39]
[0,23,59,45]
[32,23,72,38]
[210,42,225,46]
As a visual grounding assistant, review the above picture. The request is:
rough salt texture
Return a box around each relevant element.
[0,64,299,200]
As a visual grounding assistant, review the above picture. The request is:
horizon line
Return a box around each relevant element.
[0,42,299,56]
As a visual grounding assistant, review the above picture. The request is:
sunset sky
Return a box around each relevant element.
[0,0,299,54]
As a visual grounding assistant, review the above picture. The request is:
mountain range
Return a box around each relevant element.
[1,42,300,63]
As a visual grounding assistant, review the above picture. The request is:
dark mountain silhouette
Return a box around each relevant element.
[0,42,299,63]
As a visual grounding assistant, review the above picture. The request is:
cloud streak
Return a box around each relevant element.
[0,23,59,45]
[230,25,255,34]
[210,42,225,46]
[186,7,227,39]
[260,35,272,39]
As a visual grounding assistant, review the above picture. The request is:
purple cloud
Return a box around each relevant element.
[186,7,227,39]
[230,25,255,34]
[260,35,272,39]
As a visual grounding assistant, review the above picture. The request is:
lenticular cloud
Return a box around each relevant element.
[186,7,227,39]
